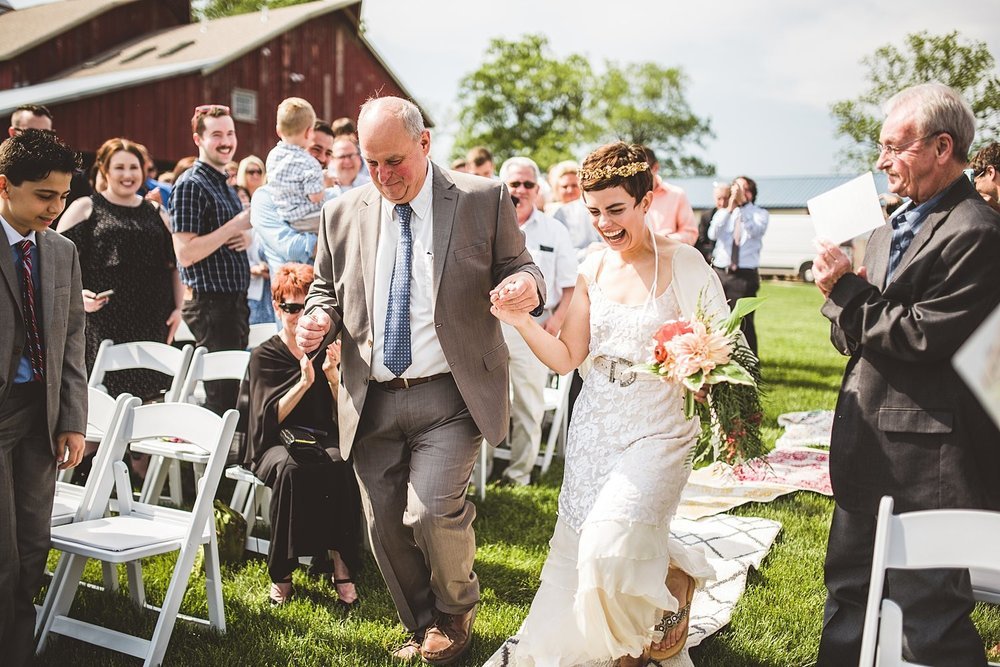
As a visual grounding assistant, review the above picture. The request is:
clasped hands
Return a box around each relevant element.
[813,240,868,298]
[295,272,540,352]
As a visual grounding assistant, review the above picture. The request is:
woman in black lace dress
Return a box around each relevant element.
[57,138,183,400]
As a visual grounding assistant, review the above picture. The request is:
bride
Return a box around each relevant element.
[486,142,730,666]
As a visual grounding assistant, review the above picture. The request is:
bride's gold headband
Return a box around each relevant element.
[577,161,650,181]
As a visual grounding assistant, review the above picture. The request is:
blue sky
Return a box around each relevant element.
[362,0,1000,178]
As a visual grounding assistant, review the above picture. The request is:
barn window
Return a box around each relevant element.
[231,89,258,123]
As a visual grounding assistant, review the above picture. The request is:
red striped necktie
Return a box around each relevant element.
[16,239,45,381]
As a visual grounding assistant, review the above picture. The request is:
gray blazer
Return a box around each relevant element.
[0,228,88,451]
[307,163,544,457]
[822,176,1000,514]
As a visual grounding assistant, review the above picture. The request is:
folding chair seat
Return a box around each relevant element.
[859,496,1000,667]
[37,403,238,667]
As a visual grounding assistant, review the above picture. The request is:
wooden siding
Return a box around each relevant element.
[45,9,410,166]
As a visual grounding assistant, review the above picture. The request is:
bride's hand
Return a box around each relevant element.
[490,300,532,328]
[693,387,709,405]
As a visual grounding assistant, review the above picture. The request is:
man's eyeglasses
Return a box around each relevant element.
[278,302,305,314]
[334,153,359,161]
[875,132,941,158]
[507,180,537,190]
[245,169,263,176]
[193,104,231,116]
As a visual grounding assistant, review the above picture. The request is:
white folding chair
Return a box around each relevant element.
[473,371,572,499]
[88,339,195,507]
[859,496,1000,667]
[247,322,277,349]
[133,348,250,505]
[225,464,271,555]
[37,403,238,667]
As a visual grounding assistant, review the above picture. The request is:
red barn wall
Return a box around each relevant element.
[46,9,412,168]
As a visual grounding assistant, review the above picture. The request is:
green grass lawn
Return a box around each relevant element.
[35,281,1000,666]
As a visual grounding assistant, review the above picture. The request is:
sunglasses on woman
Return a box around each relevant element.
[278,302,305,314]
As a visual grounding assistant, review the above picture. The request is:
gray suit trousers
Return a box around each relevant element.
[0,384,56,666]
[351,375,481,632]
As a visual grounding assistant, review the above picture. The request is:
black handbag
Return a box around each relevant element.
[279,427,332,465]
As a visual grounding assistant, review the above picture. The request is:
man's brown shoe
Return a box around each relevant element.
[391,635,423,661]
[420,606,477,665]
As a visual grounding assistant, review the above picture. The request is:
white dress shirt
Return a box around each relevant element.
[520,208,578,316]
[371,159,450,381]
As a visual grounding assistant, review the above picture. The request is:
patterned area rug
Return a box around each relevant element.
[774,409,834,449]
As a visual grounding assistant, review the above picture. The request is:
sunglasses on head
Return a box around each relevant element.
[193,104,230,115]
[508,180,537,190]
[278,302,305,314]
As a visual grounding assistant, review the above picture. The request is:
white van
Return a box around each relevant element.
[759,214,818,282]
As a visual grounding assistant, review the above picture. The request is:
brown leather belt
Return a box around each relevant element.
[376,372,450,390]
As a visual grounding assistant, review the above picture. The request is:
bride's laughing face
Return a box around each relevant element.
[582,186,652,252]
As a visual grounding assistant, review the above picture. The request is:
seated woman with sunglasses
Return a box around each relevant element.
[245,262,363,607]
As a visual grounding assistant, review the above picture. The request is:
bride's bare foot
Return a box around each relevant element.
[650,569,693,656]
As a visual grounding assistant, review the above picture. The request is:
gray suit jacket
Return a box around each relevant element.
[1,228,88,452]
[307,163,544,457]
[822,176,1000,514]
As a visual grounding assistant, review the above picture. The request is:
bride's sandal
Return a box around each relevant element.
[649,574,695,660]
[614,648,650,666]
[269,577,293,606]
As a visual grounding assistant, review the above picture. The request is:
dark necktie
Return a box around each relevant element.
[728,208,742,272]
[384,204,413,377]
[17,239,45,381]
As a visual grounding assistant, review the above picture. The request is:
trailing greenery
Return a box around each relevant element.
[35,282,1000,666]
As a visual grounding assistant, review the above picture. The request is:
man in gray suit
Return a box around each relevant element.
[0,130,87,664]
[296,96,543,664]
[813,83,1000,666]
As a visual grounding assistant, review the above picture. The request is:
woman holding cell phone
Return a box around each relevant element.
[57,137,183,400]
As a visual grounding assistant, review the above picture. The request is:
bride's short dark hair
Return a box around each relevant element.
[579,142,653,205]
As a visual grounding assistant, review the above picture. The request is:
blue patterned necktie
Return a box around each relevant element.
[384,203,413,377]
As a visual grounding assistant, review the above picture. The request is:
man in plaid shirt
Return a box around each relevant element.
[170,104,252,414]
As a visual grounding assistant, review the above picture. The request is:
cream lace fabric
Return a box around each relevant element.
[485,245,722,667]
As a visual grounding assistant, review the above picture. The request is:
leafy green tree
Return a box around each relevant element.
[454,34,598,169]
[599,62,714,176]
[198,0,310,20]
[831,31,1000,171]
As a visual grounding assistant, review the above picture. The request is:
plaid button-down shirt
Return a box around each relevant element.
[266,141,327,221]
[170,160,249,293]
[885,180,953,284]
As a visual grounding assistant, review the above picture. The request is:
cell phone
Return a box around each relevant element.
[94,289,114,299]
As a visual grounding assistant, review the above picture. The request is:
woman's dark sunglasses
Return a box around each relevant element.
[278,302,305,314]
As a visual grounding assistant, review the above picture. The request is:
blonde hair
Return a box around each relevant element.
[276,97,316,138]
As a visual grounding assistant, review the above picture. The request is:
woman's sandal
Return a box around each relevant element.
[649,573,695,660]
[269,577,293,606]
[332,577,359,610]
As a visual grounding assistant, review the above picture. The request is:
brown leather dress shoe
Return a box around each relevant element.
[420,606,477,665]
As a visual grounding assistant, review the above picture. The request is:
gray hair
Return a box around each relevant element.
[358,96,425,140]
[883,83,976,162]
[498,156,542,184]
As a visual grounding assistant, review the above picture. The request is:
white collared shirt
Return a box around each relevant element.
[520,208,578,312]
[1,214,37,248]
[371,159,450,381]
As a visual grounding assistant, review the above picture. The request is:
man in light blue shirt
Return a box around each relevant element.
[708,175,769,353]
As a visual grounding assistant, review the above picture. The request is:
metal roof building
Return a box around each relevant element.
[669,173,891,211]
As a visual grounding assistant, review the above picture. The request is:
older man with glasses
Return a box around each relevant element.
[811,83,1000,666]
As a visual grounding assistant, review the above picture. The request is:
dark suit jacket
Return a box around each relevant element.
[306,163,544,457]
[0,229,88,451]
[822,176,1000,514]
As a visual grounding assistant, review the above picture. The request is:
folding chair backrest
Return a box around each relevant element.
[177,348,251,404]
[860,496,1000,666]
[86,386,119,435]
[88,339,195,402]
[75,393,140,522]
[247,322,277,349]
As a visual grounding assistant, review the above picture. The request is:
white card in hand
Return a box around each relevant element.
[806,172,886,246]
[953,301,1000,431]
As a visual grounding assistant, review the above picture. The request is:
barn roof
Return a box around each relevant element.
[0,0,139,61]
[669,173,892,209]
[0,0,431,124]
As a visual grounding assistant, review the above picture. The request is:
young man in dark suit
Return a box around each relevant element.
[813,83,1000,666]
[0,130,87,664]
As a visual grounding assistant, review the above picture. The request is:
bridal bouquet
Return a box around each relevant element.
[646,295,766,465]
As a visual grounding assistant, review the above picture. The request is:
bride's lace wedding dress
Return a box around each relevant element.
[485,244,726,667]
